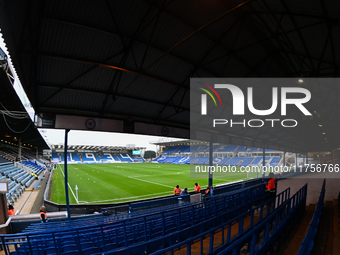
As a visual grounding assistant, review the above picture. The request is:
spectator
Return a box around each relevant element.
[205,186,214,196]
[8,204,15,215]
[194,183,201,193]
[180,188,188,196]
[205,186,210,196]
[266,172,276,198]
[174,185,181,196]
[40,206,48,223]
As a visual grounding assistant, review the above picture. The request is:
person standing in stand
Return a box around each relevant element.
[40,206,48,223]
[174,185,181,196]
[194,183,201,193]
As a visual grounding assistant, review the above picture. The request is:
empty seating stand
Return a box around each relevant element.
[0,182,270,255]
[0,163,37,203]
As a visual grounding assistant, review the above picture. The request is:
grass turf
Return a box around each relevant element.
[49,163,250,204]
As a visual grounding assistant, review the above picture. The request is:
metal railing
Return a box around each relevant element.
[297,179,325,255]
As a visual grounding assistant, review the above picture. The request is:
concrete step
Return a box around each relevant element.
[282,204,316,255]
[311,200,333,255]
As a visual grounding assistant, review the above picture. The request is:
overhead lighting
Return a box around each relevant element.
[322,133,325,135]
[13,137,18,141]
[319,125,322,127]
[298,79,304,83]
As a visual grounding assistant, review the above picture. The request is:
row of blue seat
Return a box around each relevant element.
[1,183,268,255]
[297,179,326,255]
[214,184,307,255]
[23,184,265,234]
[0,164,34,204]
[102,187,293,254]
[21,161,43,175]
[153,156,281,167]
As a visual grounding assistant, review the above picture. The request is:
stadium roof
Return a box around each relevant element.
[0,52,49,151]
[0,0,340,153]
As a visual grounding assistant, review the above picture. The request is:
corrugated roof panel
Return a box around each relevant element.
[283,0,323,16]
[39,19,125,62]
[37,56,93,85]
[109,97,163,119]
[69,65,118,92]
[42,89,106,111]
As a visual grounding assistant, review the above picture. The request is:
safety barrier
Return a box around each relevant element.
[130,194,190,212]
[297,179,325,255]
[215,184,307,254]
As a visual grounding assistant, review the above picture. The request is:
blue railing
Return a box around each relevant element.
[297,179,325,255]
[0,183,266,255]
[102,188,291,254]
[215,184,307,255]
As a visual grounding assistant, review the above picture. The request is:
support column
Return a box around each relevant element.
[36,147,38,159]
[283,152,286,168]
[64,129,71,220]
[302,154,305,167]
[208,141,213,188]
[262,144,266,178]
[295,153,298,170]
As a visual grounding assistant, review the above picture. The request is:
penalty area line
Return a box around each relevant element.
[58,165,79,204]
[127,176,174,188]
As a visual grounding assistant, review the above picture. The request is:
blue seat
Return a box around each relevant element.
[82,247,100,255]
[61,251,79,255]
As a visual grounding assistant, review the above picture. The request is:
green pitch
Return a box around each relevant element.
[49,163,249,204]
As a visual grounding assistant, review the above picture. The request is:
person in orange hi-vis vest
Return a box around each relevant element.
[266,172,276,191]
[266,172,276,200]
[40,206,48,223]
[174,185,181,195]
[194,183,201,193]
[8,204,15,216]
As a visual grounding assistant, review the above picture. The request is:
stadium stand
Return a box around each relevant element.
[270,156,281,167]
[101,186,297,254]
[101,153,120,162]
[118,153,133,162]
[191,157,208,165]
[0,155,11,163]
[0,182,269,254]
[189,145,208,153]
[162,146,181,154]
[80,153,101,162]
[0,163,37,204]
[215,144,238,152]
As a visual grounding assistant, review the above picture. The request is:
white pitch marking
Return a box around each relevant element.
[84,191,174,203]
[58,165,79,204]
[127,176,174,188]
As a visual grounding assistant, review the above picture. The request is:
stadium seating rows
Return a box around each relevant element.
[1,183,268,255]
[103,187,295,254]
[52,152,139,164]
[153,156,281,167]
[162,144,280,154]
[0,163,39,204]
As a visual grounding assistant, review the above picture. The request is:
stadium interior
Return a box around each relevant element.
[1,0,340,255]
